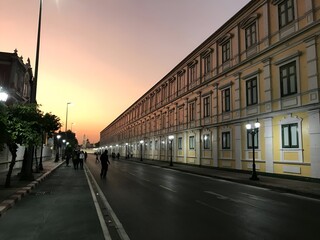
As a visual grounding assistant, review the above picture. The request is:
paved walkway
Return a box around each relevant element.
[0,159,106,240]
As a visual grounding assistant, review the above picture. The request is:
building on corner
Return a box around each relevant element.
[100,0,320,179]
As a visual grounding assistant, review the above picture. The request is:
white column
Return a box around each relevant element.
[235,124,242,170]
[308,110,320,178]
[212,127,218,167]
[264,118,274,173]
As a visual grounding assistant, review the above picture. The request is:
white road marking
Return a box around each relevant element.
[85,165,130,240]
[159,185,177,193]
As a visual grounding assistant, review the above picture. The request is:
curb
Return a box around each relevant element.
[0,161,64,217]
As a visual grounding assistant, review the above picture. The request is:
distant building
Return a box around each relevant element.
[100,0,320,179]
[0,49,33,104]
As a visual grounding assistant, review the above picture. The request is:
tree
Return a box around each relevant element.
[1,103,61,187]
[38,112,61,170]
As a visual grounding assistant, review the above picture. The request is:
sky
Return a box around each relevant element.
[0,0,250,144]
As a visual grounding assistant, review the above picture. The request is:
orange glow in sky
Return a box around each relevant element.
[0,0,250,143]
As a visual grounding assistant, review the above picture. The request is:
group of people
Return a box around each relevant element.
[65,150,87,170]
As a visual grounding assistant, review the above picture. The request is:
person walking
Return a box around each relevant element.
[79,151,85,169]
[100,150,110,179]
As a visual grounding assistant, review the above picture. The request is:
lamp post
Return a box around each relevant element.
[246,120,260,181]
[65,102,72,132]
[140,140,144,161]
[31,0,43,103]
[125,143,128,159]
[168,135,174,166]
[55,134,61,162]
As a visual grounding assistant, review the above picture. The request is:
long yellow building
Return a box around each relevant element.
[100,0,320,179]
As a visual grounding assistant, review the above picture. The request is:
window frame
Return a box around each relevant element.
[178,137,183,150]
[280,61,297,97]
[203,134,210,149]
[222,132,231,149]
[189,136,195,149]
[222,88,231,112]
[278,0,295,29]
[203,96,210,118]
[189,101,196,121]
[281,123,299,148]
[222,40,231,63]
[246,77,258,106]
[245,22,257,49]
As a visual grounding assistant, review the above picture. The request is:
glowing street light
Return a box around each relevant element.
[246,119,260,180]
[0,87,8,102]
[168,135,174,166]
[140,140,144,161]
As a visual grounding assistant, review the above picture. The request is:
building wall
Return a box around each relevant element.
[100,0,320,179]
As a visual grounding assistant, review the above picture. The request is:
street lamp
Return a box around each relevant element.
[55,134,61,162]
[168,135,174,166]
[125,143,128,159]
[31,0,43,103]
[140,140,144,161]
[65,102,72,132]
[246,119,260,181]
[0,87,8,102]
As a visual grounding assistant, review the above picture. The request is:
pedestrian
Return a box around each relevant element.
[116,152,120,159]
[84,151,88,162]
[66,152,71,167]
[73,150,80,170]
[79,151,85,169]
[95,152,100,163]
[100,150,110,179]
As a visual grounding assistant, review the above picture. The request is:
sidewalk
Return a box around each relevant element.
[0,160,105,240]
[127,157,320,200]
[0,160,64,216]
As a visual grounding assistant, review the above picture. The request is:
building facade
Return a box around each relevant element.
[100,0,320,179]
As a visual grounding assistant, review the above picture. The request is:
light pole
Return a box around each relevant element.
[55,134,61,162]
[168,135,174,166]
[65,102,72,132]
[31,0,43,103]
[140,140,144,161]
[125,143,128,158]
[246,120,260,181]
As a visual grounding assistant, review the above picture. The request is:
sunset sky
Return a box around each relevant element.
[0,0,250,144]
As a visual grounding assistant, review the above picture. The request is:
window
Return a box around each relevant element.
[189,66,197,84]
[203,96,210,117]
[204,55,211,75]
[247,130,259,149]
[222,88,231,112]
[178,72,186,94]
[246,77,258,106]
[178,137,183,150]
[282,123,298,148]
[222,41,230,63]
[149,141,152,150]
[189,136,195,149]
[178,107,184,124]
[203,134,210,149]
[189,102,196,121]
[169,110,175,127]
[245,23,257,48]
[278,0,295,28]
[280,61,297,97]
[222,132,231,149]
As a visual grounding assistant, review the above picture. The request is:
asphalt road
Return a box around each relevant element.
[87,157,320,240]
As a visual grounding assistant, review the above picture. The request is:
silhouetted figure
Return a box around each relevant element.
[79,151,85,169]
[73,150,80,170]
[100,150,110,179]
[116,153,120,159]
